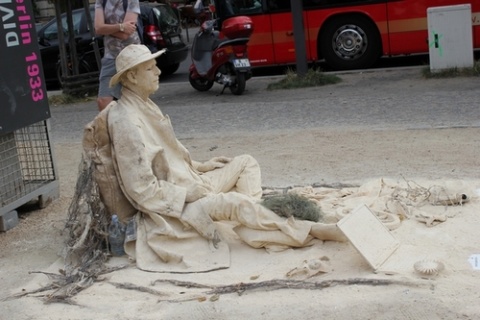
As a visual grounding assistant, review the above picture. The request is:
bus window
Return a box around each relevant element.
[303,0,380,8]
[232,0,263,14]
[267,0,291,12]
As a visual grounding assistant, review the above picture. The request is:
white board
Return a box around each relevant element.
[337,204,400,271]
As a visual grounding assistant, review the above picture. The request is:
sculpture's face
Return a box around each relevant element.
[128,59,161,97]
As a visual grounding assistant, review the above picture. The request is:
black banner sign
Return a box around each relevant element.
[0,0,50,134]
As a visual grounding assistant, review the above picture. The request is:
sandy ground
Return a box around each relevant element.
[1,68,480,319]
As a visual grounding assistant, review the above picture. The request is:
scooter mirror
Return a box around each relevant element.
[202,19,215,32]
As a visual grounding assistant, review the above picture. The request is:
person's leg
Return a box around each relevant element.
[188,192,311,244]
[203,154,263,199]
[97,57,121,111]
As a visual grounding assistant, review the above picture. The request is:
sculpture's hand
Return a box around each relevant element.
[185,184,210,202]
[196,156,232,172]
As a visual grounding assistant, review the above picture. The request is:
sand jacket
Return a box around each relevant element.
[107,87,215,219]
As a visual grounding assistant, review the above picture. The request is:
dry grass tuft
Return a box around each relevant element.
[267,68,341,90]
[261,193,323,222]
[48,93,96,106]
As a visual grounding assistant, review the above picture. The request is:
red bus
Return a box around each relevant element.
[212,0,480,70]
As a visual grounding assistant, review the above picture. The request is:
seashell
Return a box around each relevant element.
[307,258,328,271]
[286,257,330,279]
[413,259,445,276]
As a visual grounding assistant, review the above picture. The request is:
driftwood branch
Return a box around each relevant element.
[206,278,416,295]
[151,278,213,289]
[4,284,58,300]
[110,282,169,296]
[151,277,419,297]
[5,265,128,303]
[111,281,208,303]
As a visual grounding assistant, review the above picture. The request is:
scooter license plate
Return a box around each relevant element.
[233,59,250,68]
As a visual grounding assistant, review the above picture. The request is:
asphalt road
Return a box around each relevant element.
[48,67,480,145]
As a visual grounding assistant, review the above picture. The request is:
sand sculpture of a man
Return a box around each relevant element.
[84,44,345,272]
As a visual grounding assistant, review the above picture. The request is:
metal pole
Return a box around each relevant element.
[65,0,79,75]
[183,11,190,43]
[83,0,102,70]
[290,0,307,77]
[53,0,68,81]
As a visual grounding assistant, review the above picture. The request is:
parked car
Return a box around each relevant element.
[35,22,45,33]
[36,3,188,86]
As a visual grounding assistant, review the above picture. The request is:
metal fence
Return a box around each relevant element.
[0,120,59,229]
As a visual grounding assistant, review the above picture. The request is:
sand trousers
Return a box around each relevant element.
[200,154,263,200]
[182,192,346,251]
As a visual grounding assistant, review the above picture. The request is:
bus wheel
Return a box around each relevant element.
[320,15,381,70]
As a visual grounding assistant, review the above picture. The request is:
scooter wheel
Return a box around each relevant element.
[229,72,246,95]
[189,73,214,92]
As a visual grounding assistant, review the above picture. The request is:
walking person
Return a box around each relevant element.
[94,0,141,111]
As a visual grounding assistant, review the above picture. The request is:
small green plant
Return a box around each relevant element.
[267,68,342,90]
[422,59,480,78]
